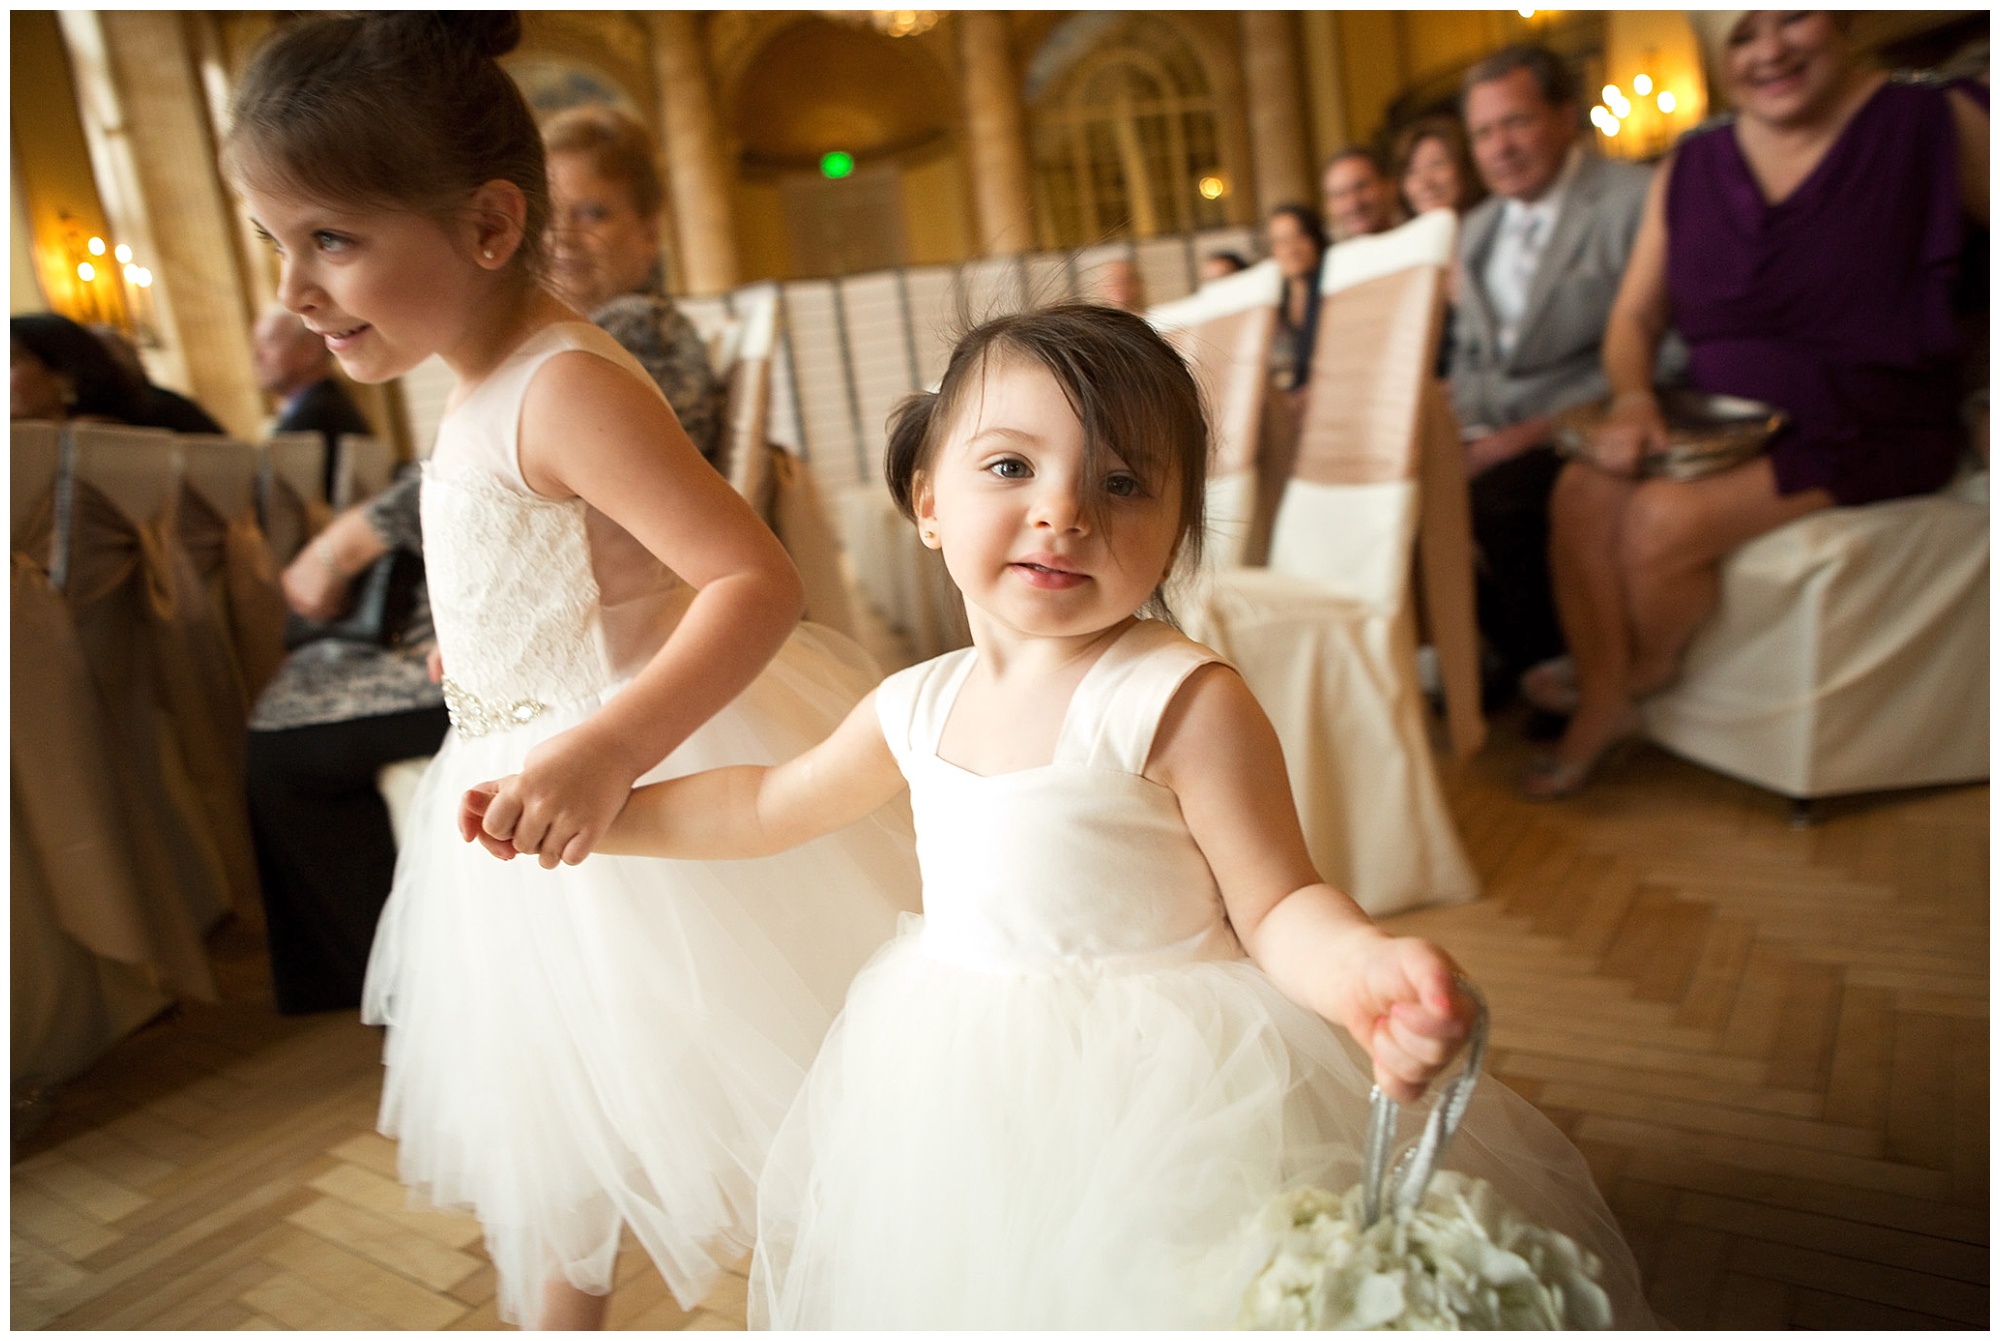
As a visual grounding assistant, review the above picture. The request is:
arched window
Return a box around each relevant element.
[1029,17,1226,248]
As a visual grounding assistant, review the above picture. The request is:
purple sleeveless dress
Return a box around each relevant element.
[1666,80,1970,505]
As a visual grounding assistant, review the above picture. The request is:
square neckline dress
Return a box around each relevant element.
[359,320,920,1324]
[751,617,1654,1327]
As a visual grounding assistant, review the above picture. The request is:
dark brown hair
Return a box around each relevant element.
[1391,115,1487,215]
[1460,43,1577,112]
[224,12,549,278]
[542,105,665,220]
[885,304,1209,608]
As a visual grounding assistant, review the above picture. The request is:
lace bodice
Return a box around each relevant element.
[876,619,1244,972]
[421,323,693,728]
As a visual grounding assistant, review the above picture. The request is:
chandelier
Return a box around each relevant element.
[821,10,941,39]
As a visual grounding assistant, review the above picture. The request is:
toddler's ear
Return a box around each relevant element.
[912,474,941,548]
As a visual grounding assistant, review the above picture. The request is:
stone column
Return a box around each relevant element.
[1239,12,1313,218]
[62,10,262,438]
[642,11,740,296]
[957,11,1036,256]
[1300,11,1352,169]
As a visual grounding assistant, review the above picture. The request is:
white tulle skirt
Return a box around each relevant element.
[752,927,1656,1329]
[361,626,919,1326]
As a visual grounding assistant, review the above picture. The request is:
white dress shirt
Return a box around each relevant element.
[1482,144,1584,361]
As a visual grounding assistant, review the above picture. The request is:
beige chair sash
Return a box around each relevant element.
[13,495,217,1001]
[67,478,262,925]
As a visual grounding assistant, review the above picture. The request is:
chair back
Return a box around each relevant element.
[179,438,261,521]
[722,286,779,512]
[1266,211,1455,609]
[1148,259,1282,569]
[261,431,327,562]
[71,424,181,526]
[12,420,63,549]
[333,434,394,508]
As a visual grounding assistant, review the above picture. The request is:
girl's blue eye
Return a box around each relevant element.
[314,231,351,253]
[989,458,1029,479]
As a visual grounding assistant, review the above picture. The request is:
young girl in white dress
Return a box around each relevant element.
[224,14,918,1329]
[468,305,1656,1327]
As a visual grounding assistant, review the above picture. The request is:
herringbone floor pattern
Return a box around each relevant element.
[11,710,1987,1329]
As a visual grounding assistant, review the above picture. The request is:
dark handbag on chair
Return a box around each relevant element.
[282,548,424,650]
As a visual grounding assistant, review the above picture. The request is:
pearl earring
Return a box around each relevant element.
[483,248,495,260]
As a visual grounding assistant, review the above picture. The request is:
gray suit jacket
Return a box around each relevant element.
[1449,153,1677,432]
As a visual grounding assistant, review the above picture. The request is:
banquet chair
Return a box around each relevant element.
[71,425,264,921]
[13,423,189,1093]
[720,288,858,638]
[1179,212,1479,915]
[332,433,394,508]
[261,431,330,564]
[1146,259,1283,572]
[1642,467,1989,818]
[722,287,778,516]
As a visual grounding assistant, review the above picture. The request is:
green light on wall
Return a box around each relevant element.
[820,150,855,180]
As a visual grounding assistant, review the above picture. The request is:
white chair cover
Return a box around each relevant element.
[1149,259,1283,571]
[1643,473,1989,799]
[1180,211,1478,915]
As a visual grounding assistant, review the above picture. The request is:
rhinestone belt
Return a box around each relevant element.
[441,677,548,738]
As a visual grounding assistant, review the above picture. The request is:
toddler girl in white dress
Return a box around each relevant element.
[471,305,1654,1326]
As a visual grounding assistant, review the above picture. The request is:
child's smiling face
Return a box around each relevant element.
[244,185,489,384]
[917,355,1182,642]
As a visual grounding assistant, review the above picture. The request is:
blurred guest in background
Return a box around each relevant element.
[1394,115,1486,218]
[1265,203,1327,392]
[544,105,723,465]
[91,323,227,435]
[1534,10,1990,798]
[1447,45,1665,717]
[1320,147,1399,242]
[11,313,144,424]
[253,303,374,498]
[1088,257,1147,314]
[1199,250,1249,283]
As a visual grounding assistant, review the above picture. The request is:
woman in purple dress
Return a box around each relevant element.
[1529,10,1989,797]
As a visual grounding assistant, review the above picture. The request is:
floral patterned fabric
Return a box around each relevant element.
[590,269,724,466]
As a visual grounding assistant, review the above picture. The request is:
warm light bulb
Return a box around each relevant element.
[1590,106,1617,135]
[1603,84,1621,104]
[1601,120,1619,138]
[1633,74,1653,96]
[134,268,153,288]
[88,236,106,256]
[1657,90,1677,114]
[114,243,132,264]
[124,263,140,283]
[1197,175,1226,200]
[77,261,96,281]
[1518,9,1535,18]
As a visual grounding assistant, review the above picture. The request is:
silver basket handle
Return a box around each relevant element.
[1360,981,1489,1228]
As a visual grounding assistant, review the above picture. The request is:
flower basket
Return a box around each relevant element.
[1237,991,1613,1330]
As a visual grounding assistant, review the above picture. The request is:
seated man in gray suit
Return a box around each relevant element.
[1448,45,1674,710]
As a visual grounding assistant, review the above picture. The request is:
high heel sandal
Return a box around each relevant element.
[1521,710,1642,801]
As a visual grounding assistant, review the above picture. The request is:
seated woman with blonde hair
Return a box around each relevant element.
[543,104,723,465]
[1532,9,1988,798]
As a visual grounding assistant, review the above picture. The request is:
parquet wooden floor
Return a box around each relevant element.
[11,708,1987,1329]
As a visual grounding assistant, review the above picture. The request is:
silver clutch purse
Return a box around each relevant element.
[1553,388,1789,482]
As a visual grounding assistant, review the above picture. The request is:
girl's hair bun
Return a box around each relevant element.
[373,11,522,62]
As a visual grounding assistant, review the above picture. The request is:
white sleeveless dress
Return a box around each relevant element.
[360,321,919,1324]
[752,618,1653,1328]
